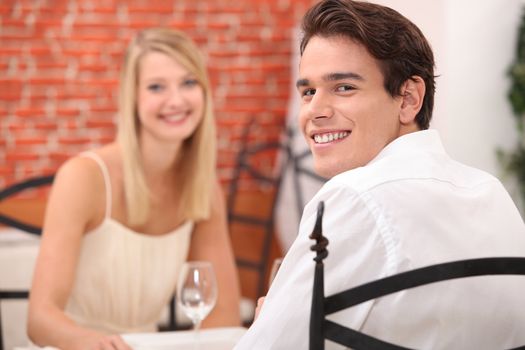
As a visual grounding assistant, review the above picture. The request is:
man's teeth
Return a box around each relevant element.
[313,131,349,144]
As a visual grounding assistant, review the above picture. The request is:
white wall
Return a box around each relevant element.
[374,0,523,204]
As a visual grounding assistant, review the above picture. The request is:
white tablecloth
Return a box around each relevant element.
[15,327,247,350]
[123,327,247,350]
[1,228,253,349]
[0,228,40,350]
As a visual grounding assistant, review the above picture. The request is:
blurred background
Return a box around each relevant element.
[1,0,524,347]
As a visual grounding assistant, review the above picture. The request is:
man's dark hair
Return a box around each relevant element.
[300,0,435,130]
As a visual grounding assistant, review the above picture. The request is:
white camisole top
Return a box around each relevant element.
[64,152,193,334]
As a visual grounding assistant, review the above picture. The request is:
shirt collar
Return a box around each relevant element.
[368,129,446,166]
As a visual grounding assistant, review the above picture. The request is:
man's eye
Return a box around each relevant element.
[336,85,354,92]
[147,84,164,92]
[302,88,316,97]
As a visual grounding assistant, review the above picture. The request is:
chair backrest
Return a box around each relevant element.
[0,175,54,235]
[226,118,289,302]
[309,201,525,350]
[0,175,54,350]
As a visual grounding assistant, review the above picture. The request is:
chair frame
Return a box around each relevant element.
[0,175,54,350]
[309,200,525,350]
[226,118,290,299]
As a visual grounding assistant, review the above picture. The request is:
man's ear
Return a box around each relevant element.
[399,76,425,125]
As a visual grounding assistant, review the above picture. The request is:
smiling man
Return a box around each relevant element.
[235,1,525,349]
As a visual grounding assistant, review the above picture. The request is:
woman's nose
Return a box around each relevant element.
[166,87,186,108]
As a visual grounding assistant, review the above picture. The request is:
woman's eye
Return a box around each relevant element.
[147,83,164,92]
[182,78,199,87]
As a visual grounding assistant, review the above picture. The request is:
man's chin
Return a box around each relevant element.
[314,160,359,179]
[313,164,340,179]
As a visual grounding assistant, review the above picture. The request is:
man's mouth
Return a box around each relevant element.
[312,131,350,144]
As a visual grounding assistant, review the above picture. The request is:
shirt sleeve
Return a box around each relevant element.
[235,181,396,350]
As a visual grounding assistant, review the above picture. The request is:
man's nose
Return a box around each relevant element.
[307,92,334,120]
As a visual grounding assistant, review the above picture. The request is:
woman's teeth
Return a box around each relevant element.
[163,113,186,122]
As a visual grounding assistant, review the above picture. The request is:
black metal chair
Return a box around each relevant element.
[0,175,54,350]
[309,201,525,350]
[226,118,290,303]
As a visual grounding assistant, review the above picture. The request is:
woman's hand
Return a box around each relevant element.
[76,334,132,350]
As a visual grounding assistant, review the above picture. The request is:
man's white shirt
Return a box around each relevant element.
[235,130,525,350]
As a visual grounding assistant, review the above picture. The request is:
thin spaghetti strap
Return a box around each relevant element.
[80,152,112,218]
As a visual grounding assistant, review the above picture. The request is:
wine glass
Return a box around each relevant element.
[177,261,218,348]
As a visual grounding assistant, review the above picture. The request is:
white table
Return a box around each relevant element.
[14,327,247,350]
[0,228,252,349]
[123,327,246,350]
[0,228,40,350]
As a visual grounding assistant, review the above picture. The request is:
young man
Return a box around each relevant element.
[235,0,525,349]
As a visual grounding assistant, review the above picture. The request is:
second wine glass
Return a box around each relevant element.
[177,261,218,347]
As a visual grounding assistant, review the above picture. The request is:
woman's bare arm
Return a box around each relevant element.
[187,180,242,327]
[27,157,131,350]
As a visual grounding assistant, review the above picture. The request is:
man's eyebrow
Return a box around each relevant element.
[296,72,364,88]
[296,78,309,88]
[324,72,364,82]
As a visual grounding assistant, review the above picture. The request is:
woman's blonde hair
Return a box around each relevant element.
[117,28,216,226]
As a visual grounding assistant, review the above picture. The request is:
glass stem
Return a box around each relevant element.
[193,319,202,350]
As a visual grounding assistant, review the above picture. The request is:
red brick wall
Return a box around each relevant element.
[0,0,317,191]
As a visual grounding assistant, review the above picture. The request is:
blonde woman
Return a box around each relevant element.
[28,28,241,350]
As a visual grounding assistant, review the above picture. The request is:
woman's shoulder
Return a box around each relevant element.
[55,144,119,192]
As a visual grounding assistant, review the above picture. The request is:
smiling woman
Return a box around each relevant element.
[137,51,204,147]
[26,28,241,350]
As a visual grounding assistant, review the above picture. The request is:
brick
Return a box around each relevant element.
[33,19,63,30]
[128,5,173,14]
[56,109,80,117]
[62,47,103,57]
[85,119,115,128]
[91,6,120,14]
[208,22,231,30]
[78,63,109,72]
[49,152,72,163]
[58,137,92,145]
[0,47,24,56]
[21,61,69,70]
[6,153,39,161]
[209,51,239,59]
[14,107,46,118]
[0,167,12,176]
[72,22,122,30]
[95,135,115,144]
[127,19,156,29]
[0,92,22,102]
[1,19,27,27]
[261,63,289,72]
[15,137,48,146]
[166,20,198,30]
[0,5,11,15]
[8,123,26,132]
[35,122,58,130]
[56,91,98,100]
[28,78,66,85]
[237,33,263,42]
